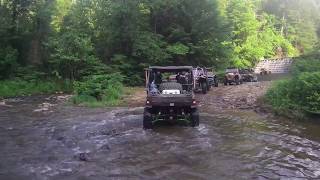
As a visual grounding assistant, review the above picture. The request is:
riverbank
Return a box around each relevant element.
[122,81,273,114]
[198,82,272,113]
[0,82,272,113]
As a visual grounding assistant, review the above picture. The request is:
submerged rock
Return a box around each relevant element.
[79,153,89,161]
[0,100,12,107]
[33,102,55,112]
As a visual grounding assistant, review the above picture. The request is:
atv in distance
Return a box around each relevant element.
[193,67,210,94]
[206,68,219,87]
[260,68,272,75]
[224,68,243,85]
[144,66,199,129]
[239,68,258,82]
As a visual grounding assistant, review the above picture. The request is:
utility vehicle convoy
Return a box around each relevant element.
[144,66,199,129]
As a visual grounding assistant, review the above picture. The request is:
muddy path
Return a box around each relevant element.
[1,82,320,180]
[124,82,272,112]
[198,82,272,113]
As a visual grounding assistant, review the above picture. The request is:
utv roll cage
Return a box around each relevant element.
[143,66,199,129]
[145,66,195,91]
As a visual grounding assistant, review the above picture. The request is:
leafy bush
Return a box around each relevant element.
[265,72,320,117]
[14,66,48,81]
[72,73,123,106]
[166,43,190,55]
[47,31,106,80]
[291,53,320,76]
[110,55,144,86]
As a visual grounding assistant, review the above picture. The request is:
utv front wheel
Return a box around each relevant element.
[143,108,153,129]
[214,78,219,87]
[207,82,211,91]
[201,82,207,94]
[191,109,199,127]
[235,78,240,85]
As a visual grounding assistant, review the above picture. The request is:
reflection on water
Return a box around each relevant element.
[0,96,320,180]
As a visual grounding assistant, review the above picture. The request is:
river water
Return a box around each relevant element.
[0,95,320,180]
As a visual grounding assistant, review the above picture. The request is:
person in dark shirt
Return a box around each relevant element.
[154,71,162,85]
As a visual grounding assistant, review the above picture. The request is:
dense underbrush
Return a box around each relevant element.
[265,53,320,119]
[71,73,124,107]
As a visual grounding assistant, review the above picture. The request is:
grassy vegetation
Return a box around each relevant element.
[0,73,128,108]
[265,53,320,119]
[70,86,144,107]
[71,74,124,107]
[71,94,122,107]
[0,79,73,98]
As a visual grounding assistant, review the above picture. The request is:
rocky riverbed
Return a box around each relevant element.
[1,82,320,180]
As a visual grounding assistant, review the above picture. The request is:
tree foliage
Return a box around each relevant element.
[222,0,297,67]
[262,0,320,53]
[0,0,319,87]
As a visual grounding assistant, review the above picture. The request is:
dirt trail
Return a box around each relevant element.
[124,82,272,112]
[198,82,271,112]
[122,87,146,107]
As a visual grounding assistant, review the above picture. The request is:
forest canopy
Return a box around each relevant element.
[0,0,319,85]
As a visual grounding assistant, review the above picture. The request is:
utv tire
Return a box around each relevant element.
[191,109,200,127]
[143,108,153,129]
[207,82,211,91]
[214,78,219,87]
[159,82,183,91]
[224,78,228,86]
[235,78,240,85]
[201,82,207,94]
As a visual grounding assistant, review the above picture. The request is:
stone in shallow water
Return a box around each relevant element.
[79,153,89,161]
[33,102,55,112]
[0,100,12,107]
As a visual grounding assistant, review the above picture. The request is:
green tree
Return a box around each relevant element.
[262,0,320,53]
[223,0,296,67]
[47,30,100,80]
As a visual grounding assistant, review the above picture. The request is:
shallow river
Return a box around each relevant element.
[1,96,320,180]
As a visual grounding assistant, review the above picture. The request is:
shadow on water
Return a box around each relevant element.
[0,96,320,180]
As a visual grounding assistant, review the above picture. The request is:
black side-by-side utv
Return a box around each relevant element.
[143,66,199,129]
